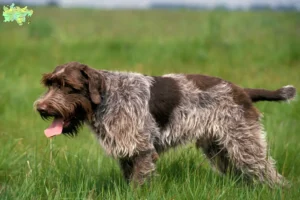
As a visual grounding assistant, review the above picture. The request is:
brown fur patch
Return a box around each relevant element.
[185,74,223,91]
[230,84,260,120]
[149,76,182,129]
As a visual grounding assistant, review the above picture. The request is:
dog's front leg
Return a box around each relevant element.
[119,149,157,186]
[131,150,157,186]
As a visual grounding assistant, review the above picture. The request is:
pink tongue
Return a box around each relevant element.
[44,118,63,138]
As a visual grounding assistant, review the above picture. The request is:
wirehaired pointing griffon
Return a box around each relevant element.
[34,61,296,187]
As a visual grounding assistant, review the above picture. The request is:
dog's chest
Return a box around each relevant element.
[87,114,106,139]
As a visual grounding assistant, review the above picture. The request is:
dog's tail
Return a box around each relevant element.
[244,85,296,103]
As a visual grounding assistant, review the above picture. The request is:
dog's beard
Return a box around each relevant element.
[61,118,84,136]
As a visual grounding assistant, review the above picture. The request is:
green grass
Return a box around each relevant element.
[0,7,300,199]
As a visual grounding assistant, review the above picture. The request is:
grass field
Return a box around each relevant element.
[0,7,300,199]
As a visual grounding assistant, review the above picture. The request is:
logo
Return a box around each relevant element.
[3,3,33,25]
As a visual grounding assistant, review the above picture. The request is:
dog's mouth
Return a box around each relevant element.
[39,112,71,138]
[44,118,71,138]
[38,107,86,138]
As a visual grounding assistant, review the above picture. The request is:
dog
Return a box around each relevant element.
[34,61,296,187]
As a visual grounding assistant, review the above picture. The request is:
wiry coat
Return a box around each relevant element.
[88,71,159,158]
[35,62,296,187]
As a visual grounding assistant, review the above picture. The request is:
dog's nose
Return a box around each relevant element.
[36,103,48,114]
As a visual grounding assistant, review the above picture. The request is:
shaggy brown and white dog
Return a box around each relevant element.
[34,61,296,187]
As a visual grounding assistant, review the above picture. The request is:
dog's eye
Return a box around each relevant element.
[65,84,80,94]
[51,82,61,89]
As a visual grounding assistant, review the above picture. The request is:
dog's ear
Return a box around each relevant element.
[80,65,105,104]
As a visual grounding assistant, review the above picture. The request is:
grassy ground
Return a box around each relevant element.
[0,7,300,199]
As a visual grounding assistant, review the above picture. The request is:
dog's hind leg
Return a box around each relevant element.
[220,124,288,187]
[196,137,233,175]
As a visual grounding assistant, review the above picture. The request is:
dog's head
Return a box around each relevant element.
[34,61,105,137]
